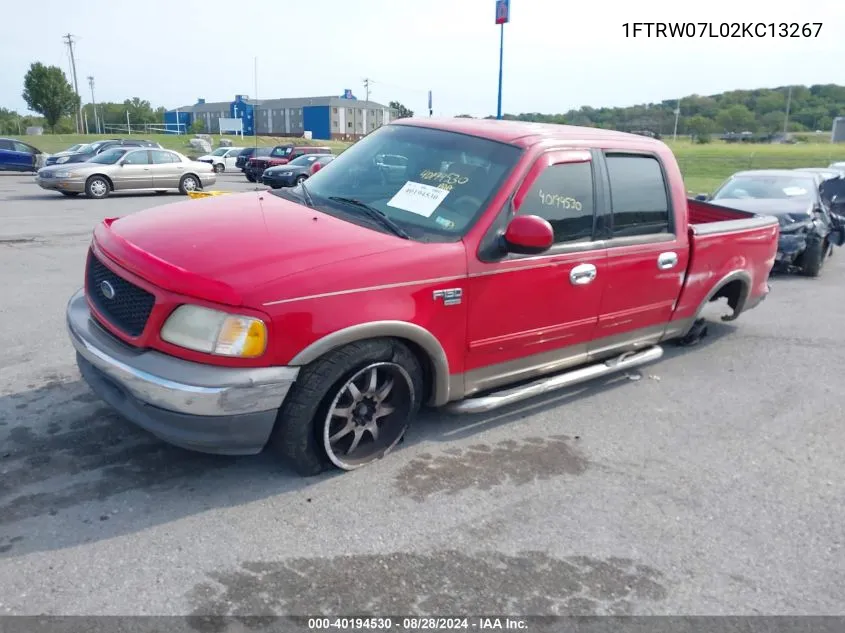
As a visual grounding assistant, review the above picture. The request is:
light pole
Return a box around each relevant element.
[87,76,99,134]
[495,0,510,120]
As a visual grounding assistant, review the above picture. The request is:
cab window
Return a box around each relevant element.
[517,161,595,244]
[605,153,671,237]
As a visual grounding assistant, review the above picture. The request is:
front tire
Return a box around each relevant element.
[799,237,825,277]
[213,163,224,173]
[179,174,200,195]
[270,339,424,476]
[246,173,256,183]
[295,174,308,185]
[85,176,110,199]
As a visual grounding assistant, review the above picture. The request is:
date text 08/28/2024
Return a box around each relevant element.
[622,22,823,38]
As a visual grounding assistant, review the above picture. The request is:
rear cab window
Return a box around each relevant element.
[603,153,673,238]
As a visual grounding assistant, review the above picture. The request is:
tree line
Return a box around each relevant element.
[459,84,845,141]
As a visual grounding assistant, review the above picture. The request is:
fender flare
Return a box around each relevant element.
[690,269,752,327]
[288,321,452,406]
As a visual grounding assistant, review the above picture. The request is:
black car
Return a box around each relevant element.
[700,169,845,277]
[261,154,335,189]
[235,146,272,170]
[46,139,161,166]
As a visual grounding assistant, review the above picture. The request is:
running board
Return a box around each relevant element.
[444,345,664,415]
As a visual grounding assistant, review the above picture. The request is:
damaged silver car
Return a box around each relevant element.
[697,169,845,277]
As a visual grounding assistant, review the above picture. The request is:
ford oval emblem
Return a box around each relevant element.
[100,280,116,300]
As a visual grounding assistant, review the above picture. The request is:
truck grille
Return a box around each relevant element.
[86,251,156,337]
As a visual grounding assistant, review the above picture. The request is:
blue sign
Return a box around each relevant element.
[495,0,509,24]
[342,89,357,100]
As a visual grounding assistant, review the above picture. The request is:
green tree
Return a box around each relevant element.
[389,101,413,118]
[190,118,206,134]
[21,62,79,132]
[715,104,756,133]
[686,115,715,141]
[760,111,785,134]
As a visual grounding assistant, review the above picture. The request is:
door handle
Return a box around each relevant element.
[569,263,597,285]
[657,252,678,270]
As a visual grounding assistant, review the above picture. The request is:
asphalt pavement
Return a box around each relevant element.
[0,171,843,618]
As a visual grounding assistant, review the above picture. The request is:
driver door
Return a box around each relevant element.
[463,150,608,396]
[115,150,153,190]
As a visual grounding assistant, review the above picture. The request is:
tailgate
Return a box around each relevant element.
[671,202,779,324]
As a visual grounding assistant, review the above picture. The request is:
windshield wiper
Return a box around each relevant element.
[328,196,410,239]
[297,181,315,208]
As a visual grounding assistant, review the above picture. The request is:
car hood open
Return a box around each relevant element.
[94,192,411,306]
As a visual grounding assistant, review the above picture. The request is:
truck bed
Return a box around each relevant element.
[668,198,780,328]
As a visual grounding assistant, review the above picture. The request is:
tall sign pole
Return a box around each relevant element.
[495,0,510,120]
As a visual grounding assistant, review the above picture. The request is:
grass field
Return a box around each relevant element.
[11,133,845,196]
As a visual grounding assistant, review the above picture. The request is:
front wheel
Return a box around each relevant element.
[295,174,308,185]
[213,163,224,173]
[799,237,825,277]
[85,176,110,199]
[245,173,256,183]
[179,174,200,195]
[270,339,424,476]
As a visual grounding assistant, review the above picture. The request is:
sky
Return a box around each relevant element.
[2,0,844,118]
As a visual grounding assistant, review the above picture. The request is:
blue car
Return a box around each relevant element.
[0,138,44,172]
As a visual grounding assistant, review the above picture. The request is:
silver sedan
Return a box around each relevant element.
[35,147,216,199]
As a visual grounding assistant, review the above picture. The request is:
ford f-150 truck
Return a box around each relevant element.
[243,144,332,182]
[66,118,779,476]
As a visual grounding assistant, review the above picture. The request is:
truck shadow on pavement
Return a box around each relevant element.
[0,319,737,559]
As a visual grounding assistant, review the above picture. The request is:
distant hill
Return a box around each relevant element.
[466,84,845,140]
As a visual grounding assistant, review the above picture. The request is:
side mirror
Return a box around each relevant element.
[694,193,710,201]
[502,215,554,255]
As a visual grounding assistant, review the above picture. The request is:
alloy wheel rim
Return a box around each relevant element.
[323,361,413,470]
[91,180,107,196]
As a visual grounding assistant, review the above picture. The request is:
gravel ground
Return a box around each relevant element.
[0,171,843,618]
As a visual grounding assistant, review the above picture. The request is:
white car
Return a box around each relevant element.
[196,147,245,173]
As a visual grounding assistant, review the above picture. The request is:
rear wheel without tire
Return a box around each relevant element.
[85,176,110,199]
[270,339,424,476]
[179,174,200,195]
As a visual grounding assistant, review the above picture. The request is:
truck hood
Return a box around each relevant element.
[95,192,411,307]
[709,197,813,217]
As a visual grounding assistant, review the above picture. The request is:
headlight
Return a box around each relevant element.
[56,156,70,164]
[280,171,293,176]
[160,305,267,358]
[54,170,77,178]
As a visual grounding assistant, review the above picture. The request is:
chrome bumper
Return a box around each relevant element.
[66,289,298,418]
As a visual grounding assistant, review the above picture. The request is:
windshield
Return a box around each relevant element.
[713,175,817,201]
[271,146,293,157]
[211,148,229,156]
[66,144,83,152]
[89,148,129,165]
[74,143,94,154]
[89,141,113,153]
[275,124,521,242]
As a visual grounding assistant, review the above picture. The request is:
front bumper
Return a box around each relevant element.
[261,173,296,188]
[37,177,86,193]
[775,232,808,264]
[66,289,299,455]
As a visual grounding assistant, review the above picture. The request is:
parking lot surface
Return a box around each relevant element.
[1,171,843,616]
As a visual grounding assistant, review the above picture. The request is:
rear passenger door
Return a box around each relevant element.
[150,150,183,188]
[587,151,688,357]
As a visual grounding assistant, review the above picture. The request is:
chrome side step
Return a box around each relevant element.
[444,345,664,415]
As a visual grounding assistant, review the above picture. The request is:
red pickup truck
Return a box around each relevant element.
[66,118,779,476]
[244,144,332,182]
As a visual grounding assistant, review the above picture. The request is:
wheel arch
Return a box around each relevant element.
[691,269,752,326]
[288,321,452,407]
[87,173,114,191]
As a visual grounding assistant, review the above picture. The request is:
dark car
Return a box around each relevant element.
[0,138,44,172]
[261,154,335,188]
[235,146,272,170]
[244,145,332,182]
[47,139,161,166]
[699,169,845,276]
